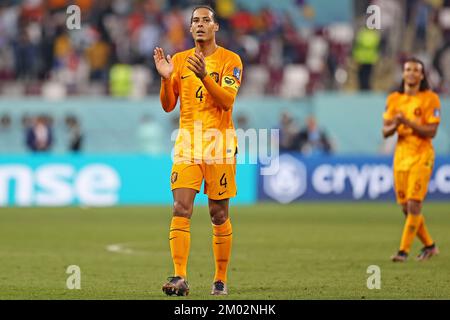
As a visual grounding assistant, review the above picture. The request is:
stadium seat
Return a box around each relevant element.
[280,64,310,99]
[326,23,354,44]
[131,65,153,100]
[439,8,450,29]
[79,82,107,96]
[0,82,26,97]
[239,65,270,96]
[42,81,67,101]
[307,36,328,73]
[308,36,328,58]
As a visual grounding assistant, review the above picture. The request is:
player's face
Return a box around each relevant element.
[190,8,218,42]
[402,62,424,87]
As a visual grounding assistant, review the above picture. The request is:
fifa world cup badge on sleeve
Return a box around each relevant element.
[233,67,241,80]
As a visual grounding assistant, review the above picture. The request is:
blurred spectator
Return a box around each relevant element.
[85,30,111,82]
[53,26,73,70]
[372,0,402,56]
[136,114,164,154]
[130,65,152,99]
[0,113,11,130]
[65,115,83,152]
[236,114,250,130]
[0,0,449,96]
[278,111,300,152]
[297,116,333,155]
[136,19,161,64]
[215,0,237,20]
[48,0,67,12]
[25,115,53,152]
[352,27,381,90]
[433,2,450,92]
[0,113,13,152]
[13,25,41,80]
[163,6,188,53]
[109,63,132,97]
[412,0,433,49]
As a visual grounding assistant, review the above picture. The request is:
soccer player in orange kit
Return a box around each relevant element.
[153,5,243,295]
[383,58,441,262]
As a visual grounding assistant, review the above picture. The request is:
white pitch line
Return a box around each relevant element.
[106,243,135,255]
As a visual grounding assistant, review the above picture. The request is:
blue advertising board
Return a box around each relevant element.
[258,154,450,202]
[0,155,257,206]
[2,154,448,206]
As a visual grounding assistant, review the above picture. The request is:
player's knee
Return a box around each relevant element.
[211,214,227,225]
[407,200,422,215]
[209,206,228,225]
[173,201,193,218]
[401,204,408,216]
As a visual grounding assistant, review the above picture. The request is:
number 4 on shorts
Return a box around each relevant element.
[220,173,227,188]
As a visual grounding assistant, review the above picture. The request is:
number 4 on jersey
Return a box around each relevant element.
[196,86,203,102]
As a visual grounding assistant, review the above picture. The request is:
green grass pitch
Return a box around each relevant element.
[1,202,449,299]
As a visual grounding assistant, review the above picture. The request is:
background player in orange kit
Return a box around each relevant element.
[382,58,441,262]
[153,5,242,295]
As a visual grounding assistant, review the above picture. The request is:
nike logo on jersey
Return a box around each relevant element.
[169,237,177,240]
[218,191,226,196]
[181,75,191,79]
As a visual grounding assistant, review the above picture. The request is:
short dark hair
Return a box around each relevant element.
[190,5,217,24]
[397,57,430,93]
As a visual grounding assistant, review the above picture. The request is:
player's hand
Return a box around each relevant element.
[187,52,207,79]
[153,47,173,80]
[394,113,407,125]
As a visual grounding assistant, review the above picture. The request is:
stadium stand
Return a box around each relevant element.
[0,0,449,155]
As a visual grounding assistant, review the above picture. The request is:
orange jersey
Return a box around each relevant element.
[168,46,243,162]
[383,90,441,170]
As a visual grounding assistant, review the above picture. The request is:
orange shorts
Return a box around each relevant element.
[170,159,237,200]
[394,162,433,204]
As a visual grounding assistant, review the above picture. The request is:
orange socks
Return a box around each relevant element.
[416,215,434,247]
[399,213,422,253]
[212,218,233,283]
[169,216,191,279]
[169,216,233,283]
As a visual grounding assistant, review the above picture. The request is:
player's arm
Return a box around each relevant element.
[154,47,178,112]
[382,95,398,138]
[187,52,236,112]
[395,113,439,139]
[382,118,399,138]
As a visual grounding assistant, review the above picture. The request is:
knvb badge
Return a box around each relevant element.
[233,67,241,80]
